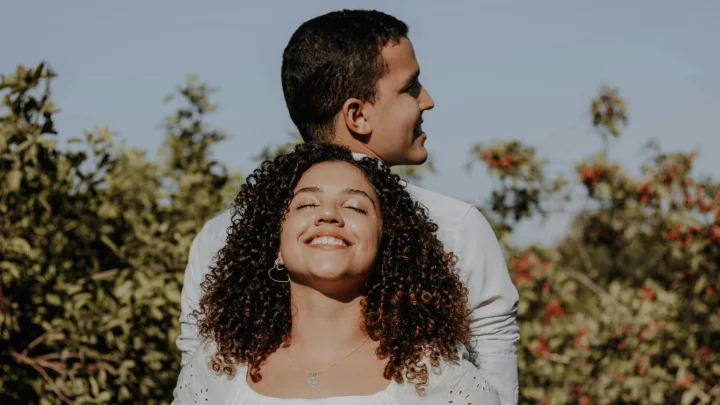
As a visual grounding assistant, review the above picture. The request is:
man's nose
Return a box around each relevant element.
[420,86,435,111]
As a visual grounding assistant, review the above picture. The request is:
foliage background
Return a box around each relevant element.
[1,63,718,404]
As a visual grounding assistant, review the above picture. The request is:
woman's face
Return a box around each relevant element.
[278,161,382,284]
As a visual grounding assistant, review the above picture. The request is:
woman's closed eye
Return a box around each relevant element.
[344,206,367,214]
[295,202,368,214]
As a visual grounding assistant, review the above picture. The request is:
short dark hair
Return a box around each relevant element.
[281,10,409,143]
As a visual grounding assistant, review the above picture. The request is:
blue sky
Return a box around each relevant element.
[2,1,718,244]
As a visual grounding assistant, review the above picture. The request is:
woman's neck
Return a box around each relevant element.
[288,282,367,351]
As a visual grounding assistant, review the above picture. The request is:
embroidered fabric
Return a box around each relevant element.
[171,342,501,405]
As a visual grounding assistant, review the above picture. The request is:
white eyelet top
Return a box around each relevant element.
[172,342,501,405]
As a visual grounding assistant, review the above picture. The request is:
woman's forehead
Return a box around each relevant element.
[294,162,377,197]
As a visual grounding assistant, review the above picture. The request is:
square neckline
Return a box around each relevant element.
[236,363,400,403]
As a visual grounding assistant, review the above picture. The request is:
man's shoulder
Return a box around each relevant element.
[405,182,475,219]
[197,208,234,242]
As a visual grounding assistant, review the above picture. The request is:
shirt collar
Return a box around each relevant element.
[352,152,385,167]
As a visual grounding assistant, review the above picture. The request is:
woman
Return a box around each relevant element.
[173,144,500,404]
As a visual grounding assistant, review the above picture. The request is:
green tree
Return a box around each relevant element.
[0,63,239,404]
[2,62,718,405]
[469,88,719,404]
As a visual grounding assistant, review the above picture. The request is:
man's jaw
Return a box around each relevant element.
[328,127,386,163]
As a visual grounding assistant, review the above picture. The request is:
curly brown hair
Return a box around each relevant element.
[194,143,470,391]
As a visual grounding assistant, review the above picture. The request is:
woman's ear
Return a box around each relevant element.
[276,251,284,267]
[341,97,373,136]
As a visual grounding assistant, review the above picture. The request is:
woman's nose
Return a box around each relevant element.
[314,205,345,227]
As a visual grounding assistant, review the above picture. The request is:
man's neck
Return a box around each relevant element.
[325,131,386,165]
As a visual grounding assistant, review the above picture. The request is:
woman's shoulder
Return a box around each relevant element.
[392,344,501,405]
[172,341,246,404]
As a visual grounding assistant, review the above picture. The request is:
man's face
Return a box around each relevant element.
[365,37,435,166]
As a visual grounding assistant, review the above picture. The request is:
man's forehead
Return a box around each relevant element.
[380,38,419,79]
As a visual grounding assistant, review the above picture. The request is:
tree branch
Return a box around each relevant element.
[11,351,72,405]
[566,268,632,316]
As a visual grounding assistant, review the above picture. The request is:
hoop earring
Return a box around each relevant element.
[268,259,290,283]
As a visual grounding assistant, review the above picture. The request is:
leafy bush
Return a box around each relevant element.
[1,65,718,404]
[469,87,719,404]
[1,64,239,404]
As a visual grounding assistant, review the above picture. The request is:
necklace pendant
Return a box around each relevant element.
[307,376,319,387]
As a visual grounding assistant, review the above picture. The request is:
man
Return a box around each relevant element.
[177,9,520,404]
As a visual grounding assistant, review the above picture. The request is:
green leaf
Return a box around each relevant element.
[45,294,61,306]
[5,169,22,192]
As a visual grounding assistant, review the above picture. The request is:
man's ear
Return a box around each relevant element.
[341,97,373,136]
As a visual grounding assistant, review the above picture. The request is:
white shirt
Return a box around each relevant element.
[177,169,520,404]
[172,341,501,405]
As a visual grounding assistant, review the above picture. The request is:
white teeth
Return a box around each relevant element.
[309,236,347,246]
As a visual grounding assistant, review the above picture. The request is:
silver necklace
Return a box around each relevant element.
[286,336,370,387]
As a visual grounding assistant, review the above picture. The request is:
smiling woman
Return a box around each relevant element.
[278,161,383,289]
[172,143,501,405]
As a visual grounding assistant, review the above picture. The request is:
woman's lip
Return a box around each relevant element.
[307,244,349,251]
[304,232,351,246]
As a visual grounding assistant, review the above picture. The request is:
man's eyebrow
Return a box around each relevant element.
[341,188,376,207]
[402,68,420,89]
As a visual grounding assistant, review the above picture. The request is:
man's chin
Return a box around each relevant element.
[406,139,429,165]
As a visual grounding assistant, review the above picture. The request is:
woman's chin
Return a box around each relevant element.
[291,268,367,291]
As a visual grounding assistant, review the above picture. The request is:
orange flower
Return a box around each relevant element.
[528,335,550,357]
[677,373,694,390]
[640,285,655,301]
[480,149,494,162]
[666,226,693,248]
[579,166,606,190]
[710,225,720,242]
[648,321,665,330]
[498,154,514,168]
[700,346,712,362]
[544,299,564,323]
[660,172,673,184]
[636,182,653,204]
[511,256,531,272]
[514,272,534,286]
